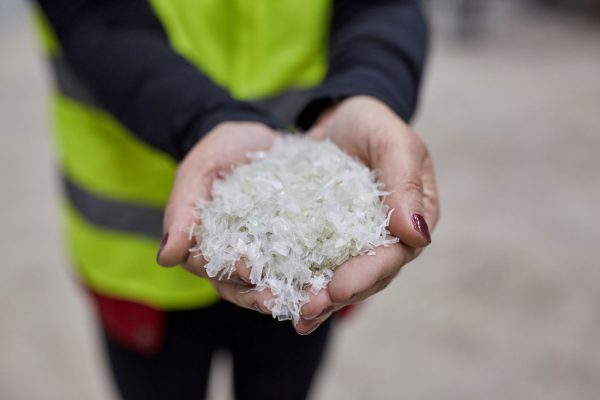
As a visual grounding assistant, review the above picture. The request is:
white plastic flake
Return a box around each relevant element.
[191,136,398,322]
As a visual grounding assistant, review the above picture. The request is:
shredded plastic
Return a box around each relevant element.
[191,136,398,322]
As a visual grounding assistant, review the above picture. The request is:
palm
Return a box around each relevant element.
[295,96,439,334]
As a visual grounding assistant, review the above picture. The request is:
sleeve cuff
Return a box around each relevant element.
[296,66,416,131]
[177,101,283,160]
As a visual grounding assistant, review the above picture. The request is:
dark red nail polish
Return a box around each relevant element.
[411,214,431,243]
[157,232,169,261]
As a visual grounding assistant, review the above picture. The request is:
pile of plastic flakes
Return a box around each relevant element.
[191,136,398,322]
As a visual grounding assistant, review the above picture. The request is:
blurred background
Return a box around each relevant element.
[1,0,599,399]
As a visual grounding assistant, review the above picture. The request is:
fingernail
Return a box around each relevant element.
[411,214,431,243]
[305,306,333,321]
[157,232,169,262]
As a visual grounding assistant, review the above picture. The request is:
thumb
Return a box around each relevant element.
[157,164,214,267]
[375,134,432,248]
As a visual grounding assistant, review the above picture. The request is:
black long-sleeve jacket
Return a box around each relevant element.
[36,0,428,161]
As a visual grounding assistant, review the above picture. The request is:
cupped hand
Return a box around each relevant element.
[156,121,280,314]
[295,96,440,335]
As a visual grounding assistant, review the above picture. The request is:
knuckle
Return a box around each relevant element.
[402,179,424,197]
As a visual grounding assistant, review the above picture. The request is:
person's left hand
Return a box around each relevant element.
[294,96,440,335]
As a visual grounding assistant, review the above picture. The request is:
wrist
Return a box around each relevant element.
[181,104,281,161]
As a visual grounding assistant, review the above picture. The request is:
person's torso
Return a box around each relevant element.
[34,0,331,310]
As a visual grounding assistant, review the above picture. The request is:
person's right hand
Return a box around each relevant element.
[156,121,280,315]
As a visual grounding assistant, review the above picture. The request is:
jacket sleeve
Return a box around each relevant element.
[36,0,280,161]
[297,0,429,129]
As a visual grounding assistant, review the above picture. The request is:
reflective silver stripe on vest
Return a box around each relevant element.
[54,54,316,239]
[49,55,313,128]
[64,176,164,239]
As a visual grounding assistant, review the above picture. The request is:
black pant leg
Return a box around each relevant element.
[225,303,334,400]
[101,301,333,400]
[102,307,219,400]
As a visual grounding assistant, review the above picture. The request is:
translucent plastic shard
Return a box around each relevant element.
[191,136,398,322]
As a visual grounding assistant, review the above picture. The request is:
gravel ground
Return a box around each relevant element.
[1,3,599,400]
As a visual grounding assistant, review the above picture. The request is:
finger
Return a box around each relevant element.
[294,280,339,334]
[372,131,432,247]
[215,282,273,314]
[421,153,441,231]
[157,124,280,267]
[295,296,340,336]
[157,164,215,267]
[348,276,394,304]
[224,259,253,286]
[233,259,252,284]
[183,253,253,288]
[301,288,334,320]
[294,308,335,336]
[181,252,210,278]
[296,284,337,335]
[328,243,414,305]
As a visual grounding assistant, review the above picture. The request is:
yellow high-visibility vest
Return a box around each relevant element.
[34,0,331,310]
